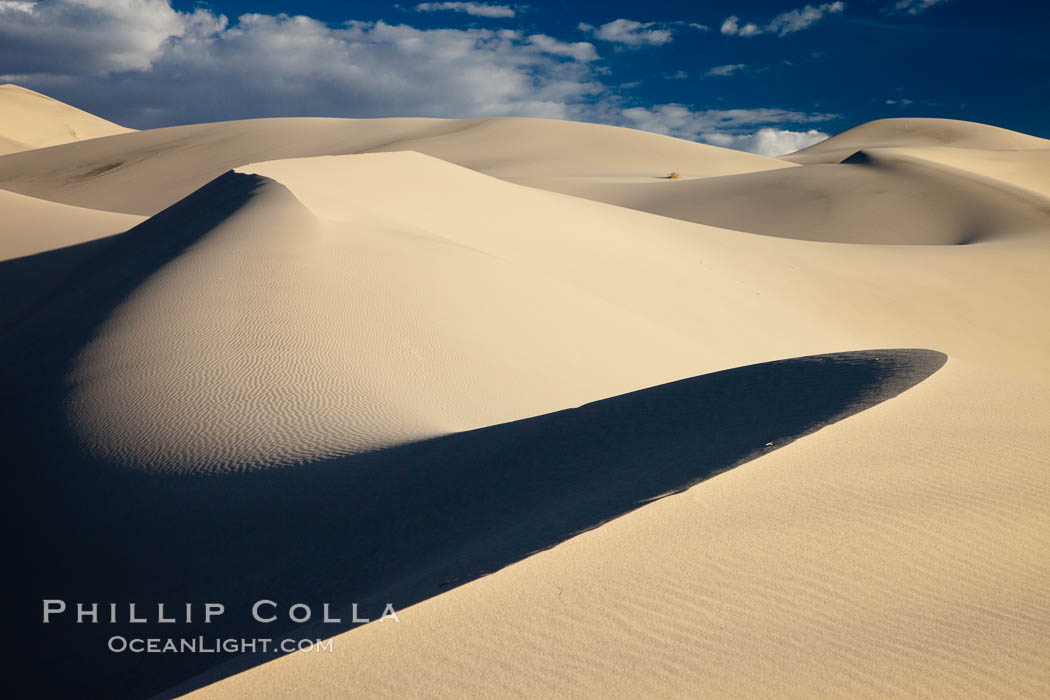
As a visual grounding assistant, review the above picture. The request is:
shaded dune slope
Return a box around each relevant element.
[192,357,1049,700]
[3,334,945,698]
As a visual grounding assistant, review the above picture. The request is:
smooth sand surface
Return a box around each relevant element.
[857,145,1050,201]
[2,90,1048,698]
[785,116,1050,164]
[0,188,142,261]
[526,150,1050,244]
[0,84,133,155]
[0,115,793,216]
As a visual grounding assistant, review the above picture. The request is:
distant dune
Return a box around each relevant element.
[2,89,1048,699]
[0,84,133,155]
[550,149,1049,244]
[0,188,142,262]
[0,115,792,216]
[785,117,1050,164]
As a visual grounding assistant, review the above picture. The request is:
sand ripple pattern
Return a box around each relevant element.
[207,361,1050,699]
[65,173,706,474]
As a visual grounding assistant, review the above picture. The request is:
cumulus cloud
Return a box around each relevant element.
[620,104,834,156]
[705,63,748,77]
[706,128,829,156]
[0,0,224,75]
[0,1,606,126]
[579,19,673,47]
[527,34,599,61]
[415,2,516,19]
[0,1,836,157]
[721,2,844,37]
[890,0,952,15]
[720,16,761,37]
[767,2,844,36]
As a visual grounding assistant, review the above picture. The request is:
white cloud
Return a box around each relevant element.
[767,2,844,36]
[705,63,748,77]
[720,16,761,36]
[0,1,34,13]
[891,0,951,14]
[620,104,834,156]
[528,34,599,61]
[580,19,673,47]
[717,128,829,156]
[0,1,836,159]
[415,2,516,19]
[0,0,224,75]
[721,2,844,38]
[0,1,606,126]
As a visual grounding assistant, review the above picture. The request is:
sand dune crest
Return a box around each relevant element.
[0,84,133,155]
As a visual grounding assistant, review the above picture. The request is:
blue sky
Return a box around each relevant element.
[1,0,1047,155]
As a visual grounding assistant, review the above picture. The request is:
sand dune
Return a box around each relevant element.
[0,115,791,216]
[11,149,1047,473]
[3,108,1046,248]
[2,89,1049,699]
[549,148,1049,244]
[60,165,709,473]
[0,84,133,155]
[785,117,1050,164]
[188,358,1049,700]
[851,145,1050,202]
[0,188,142,261]
[0,188,143,332]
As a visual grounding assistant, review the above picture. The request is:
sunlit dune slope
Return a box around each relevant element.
[785,117,1050,164]
[0,84,133,155]
[0,188,142,261]
[15,151,1042,475]
[549,148,1050,244]
[0,114,792,216]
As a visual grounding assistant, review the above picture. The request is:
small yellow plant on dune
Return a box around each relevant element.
[667,171,681,179]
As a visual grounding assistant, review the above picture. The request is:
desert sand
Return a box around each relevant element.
[2,88,1048,698]
[0,84,133,155]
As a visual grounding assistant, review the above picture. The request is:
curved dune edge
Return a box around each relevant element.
[60,169,718,473]
[11,348,948,699]
[182,356,1050,700]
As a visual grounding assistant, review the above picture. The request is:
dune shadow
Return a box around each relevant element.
[3,341,945,698]
[1,171,267,335]
[0,172,947,698]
